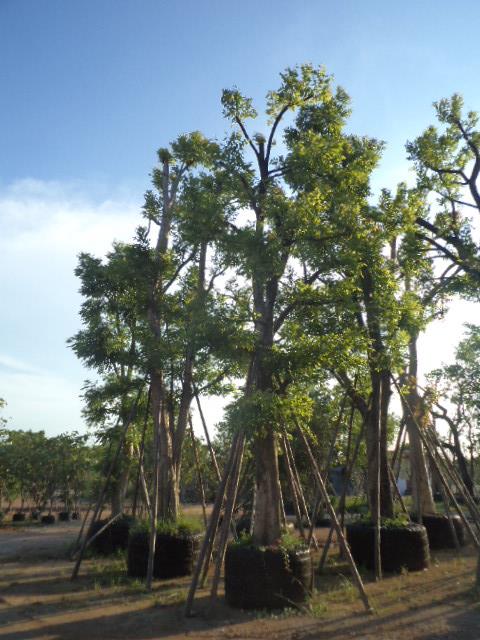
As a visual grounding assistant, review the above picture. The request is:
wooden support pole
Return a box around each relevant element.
[189,415,208,528]
[318,420,365,572]
[71,385,144,580]
[388,463,409,518]
[425,427,480,529]
[184,431,242,617]
[439,480,460,552]
[293,416,373,614]
[391,419,406,472]
[71,513,122,560]
[132,386,151,518]
[392,377,479,549]
[146,400,161,590]
[282,435,306,539]
[194,390,221,482]
[282,431,319,550]
[209,434,245,602]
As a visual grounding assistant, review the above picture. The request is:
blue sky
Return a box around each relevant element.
[1,0,479,434]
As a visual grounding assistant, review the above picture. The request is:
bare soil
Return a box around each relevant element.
[0,520,479,640]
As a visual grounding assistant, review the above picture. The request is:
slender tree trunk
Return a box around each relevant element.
[365,372,394,518]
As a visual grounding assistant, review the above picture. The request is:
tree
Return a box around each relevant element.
[218,64,385,543]
[429,323,480,496]
[407,94,480,286]
[69,243,147,515]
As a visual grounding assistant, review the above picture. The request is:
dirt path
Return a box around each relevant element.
[0,524,479,639]
[0,522,82,562]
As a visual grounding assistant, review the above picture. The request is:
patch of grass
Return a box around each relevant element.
[310,600,328,618]
[325,575,357,604]
[151,589,187,607]
[252,606,303,620]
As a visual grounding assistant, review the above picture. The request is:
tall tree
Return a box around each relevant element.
[219,64,384,542]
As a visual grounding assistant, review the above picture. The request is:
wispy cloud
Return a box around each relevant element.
[0,354,44,376]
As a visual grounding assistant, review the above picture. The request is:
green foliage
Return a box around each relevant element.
[131,515,204,538]
[230,529,307,552]
[0,428,99,510]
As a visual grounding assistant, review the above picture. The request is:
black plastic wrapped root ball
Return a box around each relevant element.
[90,515,135,555]
[41,514,55,525]
[12,512,26,523]
[225,544,313,609]
[127,529,202,579]
[412,513,466,549]
[346,522,430,572]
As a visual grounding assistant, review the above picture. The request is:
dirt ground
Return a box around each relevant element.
[0,520,479,640]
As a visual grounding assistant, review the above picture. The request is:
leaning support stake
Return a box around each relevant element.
[209,433,245,602]
[293,416,374,614]
[71,383,145,581]
[282,434,307,539]
[392,377,479,549]
[71,513,122,560]
[189,415,208,528]
[184,431,242,617]
[282,431,319,550]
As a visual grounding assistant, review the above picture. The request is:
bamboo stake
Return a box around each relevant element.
[71,513,122,560]
[146,396,162,590]
[293,416,373,614]
[439,479,460,552]
[132,386,151,518]
[318,420,365,572]
[209,434,245,602]
[419,413,480,529]
[283,432,319,550]
[71,500,93,559]
[185,431,242,617]
[71,385,144,580]
[391,419,406,472]
[392,377,479,549]
[388,463,409,518]
[282,435,306,539]
[425,426,480,528]
[194,390,221,481]
[374,382,382,581]
[189,415,208,528]
[394,426,408,482]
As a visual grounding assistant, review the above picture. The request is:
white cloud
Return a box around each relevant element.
[0,178,142,434]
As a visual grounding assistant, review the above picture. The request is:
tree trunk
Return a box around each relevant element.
[250,279,283,545]
[110,441,132,516]
[252,427,283,545]
[153,378,178,522]
[365,371,394,519]
[404,333,436,515]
